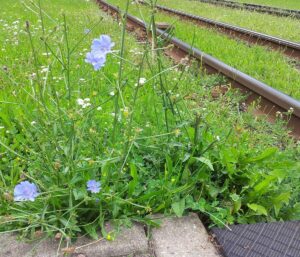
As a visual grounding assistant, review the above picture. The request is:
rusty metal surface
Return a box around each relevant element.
[97,0,300,136]
[191,0,300,19]
[212,221,300,257]
[150,3,300,61]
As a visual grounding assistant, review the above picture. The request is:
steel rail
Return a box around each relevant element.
[190,0,300,19]
[97,0,300,136]
[148,3,300,61]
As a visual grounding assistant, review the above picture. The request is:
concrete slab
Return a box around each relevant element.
[151,213,221,257]
[0,223,149,257]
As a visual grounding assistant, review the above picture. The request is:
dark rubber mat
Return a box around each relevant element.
[212,221,300,257]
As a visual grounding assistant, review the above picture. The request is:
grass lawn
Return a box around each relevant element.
[157,0,300,43]
[109,0,300,100]
[0,0,299,241]
[233,0,300,10]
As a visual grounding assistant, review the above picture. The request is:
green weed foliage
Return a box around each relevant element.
[233,0,300,10]
[0,0,299,241]
[110,0,300,100]
[158,0,300,42]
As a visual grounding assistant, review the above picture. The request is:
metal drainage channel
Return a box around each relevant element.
[97,0,300,137]
[190,0,300,19]
[212,221,300,257]
[147,2,300,61]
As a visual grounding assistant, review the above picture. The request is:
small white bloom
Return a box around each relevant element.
[31,121,37,126]
[109,91,115,96]
[288,107,294,114]
[40,67,48,73]
[77,98,85,105]
[97,106,102,111]
[216,136,220,141]
[139,77,146,85]
[77,98,91,109]
[82,103,91,108]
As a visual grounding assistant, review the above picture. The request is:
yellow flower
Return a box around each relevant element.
[174,129,181,137]
[123,107,129,118]
[88,160,95,165]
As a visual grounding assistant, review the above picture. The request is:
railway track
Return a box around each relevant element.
[145,2,300,61]
[97,0,300,137]
[190,0,300,19]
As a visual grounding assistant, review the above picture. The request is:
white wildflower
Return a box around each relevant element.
[40,67,48,73]
[139,77,146,85]
[77,98,91,109]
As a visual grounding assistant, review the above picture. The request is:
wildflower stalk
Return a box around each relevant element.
[62,14,72,102]
[122,52,147,165]
[25,21,48,112]
[112,0,130,144]
[37,0,48,54]
[148,0,178,134]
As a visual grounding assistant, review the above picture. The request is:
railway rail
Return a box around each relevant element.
[145,2,300,61]
[190,0,300,19]
[97,0,300,137]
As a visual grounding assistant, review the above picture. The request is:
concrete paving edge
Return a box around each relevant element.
[0,214,222,257]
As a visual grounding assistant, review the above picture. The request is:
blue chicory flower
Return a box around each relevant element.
[91,35,115,54]
[14,181,39,202]
[87,180,101,193]
[85,35,114,71]
[85,52,106,71]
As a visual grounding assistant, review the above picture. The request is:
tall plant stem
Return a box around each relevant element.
[149,0,170,134]
[63,14,71,103]
[112,0,130,144]
[25,21,49,118]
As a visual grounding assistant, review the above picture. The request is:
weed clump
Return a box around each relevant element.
[0,0,299,242]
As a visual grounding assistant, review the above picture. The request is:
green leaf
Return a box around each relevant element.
[247,203,268,216]
[194,157,214,171]
[254,177,274,194]
[128,163,138,196]
[197,198,206,211]
[207,185,219,198]
[287,203,300,220]
[272,192,290,216]
[73,188,86,200]
[165,155,173,179]
[84,224,99,240]
[172,198,185,217]
[230,193,240,202]
[245,148,277,163]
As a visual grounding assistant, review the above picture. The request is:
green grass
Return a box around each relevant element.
[233,0,300,10]
[157,0,300,42]
[108,0,300,100]
[1,0,300,242]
